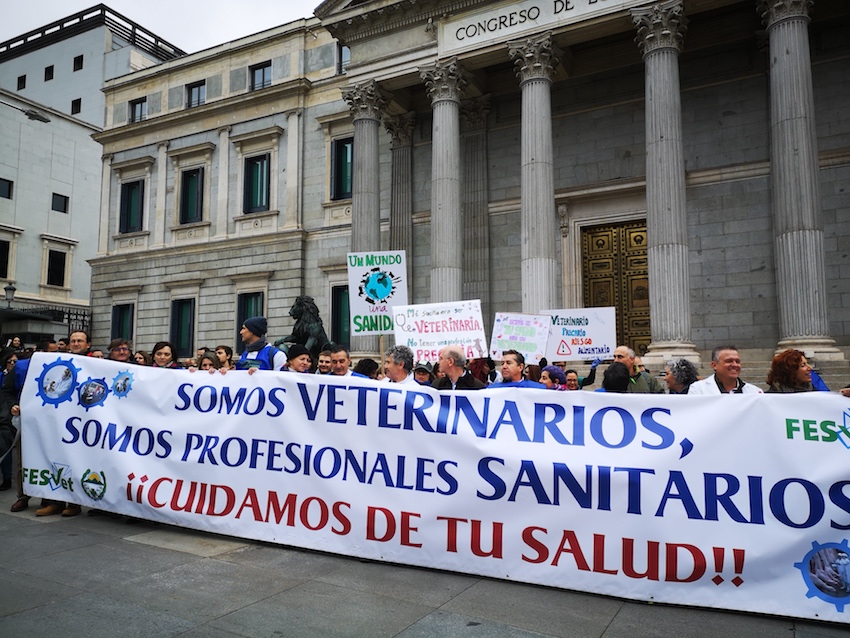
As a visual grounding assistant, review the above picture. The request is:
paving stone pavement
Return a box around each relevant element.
[0,490,847,638]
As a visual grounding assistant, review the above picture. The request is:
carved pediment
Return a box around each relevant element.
[315,0,491,44]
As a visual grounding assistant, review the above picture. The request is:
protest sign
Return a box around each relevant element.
[20,353,850,624]
[347,251,408,335]
[542,306,616,361]
[489,313,550,364]
[392,299,487,363]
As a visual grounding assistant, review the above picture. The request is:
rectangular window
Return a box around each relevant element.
[180,168,204,224]
[250,61,272,91]
[170,298,195,358]
[331,285,350,349]
[129,98,147,123]
[0,178,12,199]
[187,81,206,108]
[73,55,83,71]
[17,75,26,90]
[44,65,54,81]
[0,240,9,279]
[46,250,66,287]
[71,98,81,115]
[337,44,351,75]
[119,180,144,233]
[243,154,270,213]
[51,193,69,213]
[111,304,134,341]
[331,137,353,200]
[236,292,264,354]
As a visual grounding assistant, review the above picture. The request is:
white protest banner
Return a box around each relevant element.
[20,353,850,624]
[543,306,617,361]
[392,299,487,363]
[489,313,551,364]
[347,251,408,335]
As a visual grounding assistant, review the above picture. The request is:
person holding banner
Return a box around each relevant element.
[432,346,485,391]
[540,365,568,391]
[490,350,545,389]
[689,346,763,395]
[236,317,287,372]
[284,344,313,373]
[384,346,418,385]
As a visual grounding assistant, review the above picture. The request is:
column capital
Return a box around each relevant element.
[460,96,491,132]
[342,80,389,122]
[383,112,416,148]
[757,0,812,30]
[508,32,562,83]
[420,58,469,104]
[631,0,688,58]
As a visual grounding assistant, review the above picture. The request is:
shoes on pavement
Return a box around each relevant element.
[62,504,82,517]
[35,503,64,516]
[11,496,29,512]
[0,479,11,491]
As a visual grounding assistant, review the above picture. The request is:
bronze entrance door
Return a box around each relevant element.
[581,221,650,355]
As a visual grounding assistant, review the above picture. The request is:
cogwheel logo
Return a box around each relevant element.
[35,358,81,408]
[111,370,134,399]
[358,267,402,305]
[80,469,107,500]
[77,377,110,411]
[795,540,850,611]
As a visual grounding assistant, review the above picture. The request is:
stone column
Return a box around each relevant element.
[153,141,169,249]
[461,96,491,321]
[97,154,112,256]
[631,0,698,364]
[508,33,561,314]
[215,127,230,239]
[758,0,839,358]
[383,112,416,284]
[342,80,388,355]
[421,58,469,303]
[285,109,302,229]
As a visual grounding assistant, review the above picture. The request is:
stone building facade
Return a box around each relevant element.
[91,0,849,367]
[0,5,183,343]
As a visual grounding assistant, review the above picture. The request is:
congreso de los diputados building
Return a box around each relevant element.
[90,0,849,371]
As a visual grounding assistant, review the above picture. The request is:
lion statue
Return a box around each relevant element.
[274,295,334,361]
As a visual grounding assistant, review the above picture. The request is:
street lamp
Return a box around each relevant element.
[0,99,50,123]
[4,284,16,308]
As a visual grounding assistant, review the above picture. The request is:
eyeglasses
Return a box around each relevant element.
[114,346,130,352]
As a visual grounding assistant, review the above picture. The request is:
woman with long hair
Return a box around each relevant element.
[151,341,181,369]
[766,349,814,393]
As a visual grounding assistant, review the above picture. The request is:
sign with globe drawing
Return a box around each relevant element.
[347,251,409,335]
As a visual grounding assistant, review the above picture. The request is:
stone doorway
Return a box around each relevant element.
[581,220,650,355]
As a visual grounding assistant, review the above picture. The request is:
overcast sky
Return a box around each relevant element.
[1,1,320,54]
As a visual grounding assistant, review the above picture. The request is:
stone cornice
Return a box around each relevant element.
[317,0,489,44]
[94,78,312,146]
[757,0,813,30]
[631,0,688,58]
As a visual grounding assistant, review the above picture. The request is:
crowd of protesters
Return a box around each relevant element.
[2,318,849,518]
